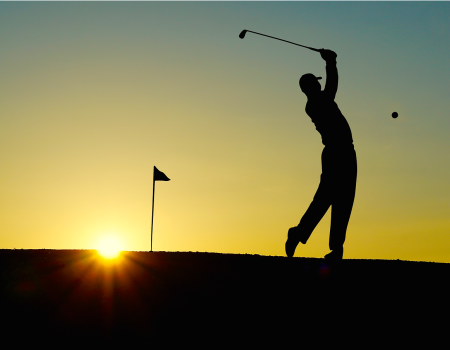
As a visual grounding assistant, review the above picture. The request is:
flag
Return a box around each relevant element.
[154,166,170,181]
[151,166,170,252]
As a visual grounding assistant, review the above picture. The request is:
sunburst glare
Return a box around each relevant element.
[97,237,122,259]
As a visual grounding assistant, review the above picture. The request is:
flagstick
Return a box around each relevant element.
[151,176,155,252]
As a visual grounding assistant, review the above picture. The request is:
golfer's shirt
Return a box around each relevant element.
[305,63,353,147]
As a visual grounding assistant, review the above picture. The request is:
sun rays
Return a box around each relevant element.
[97,237,122,259]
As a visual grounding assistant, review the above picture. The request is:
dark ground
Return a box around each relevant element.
[1,250,449,347]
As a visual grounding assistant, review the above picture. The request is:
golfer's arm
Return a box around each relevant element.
[324,61,338,100]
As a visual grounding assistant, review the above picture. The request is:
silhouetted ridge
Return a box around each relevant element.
[1,250,447,346]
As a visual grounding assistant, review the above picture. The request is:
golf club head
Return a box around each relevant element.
[239,30,247,39]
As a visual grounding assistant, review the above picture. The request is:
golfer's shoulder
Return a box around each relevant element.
[305,98,320,116]
[319,91,335,103]
[307,93,328,105]
[305,100,313,114]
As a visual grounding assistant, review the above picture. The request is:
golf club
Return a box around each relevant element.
[239,29,321,53]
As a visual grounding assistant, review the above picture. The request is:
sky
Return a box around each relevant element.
[1,2,449,262]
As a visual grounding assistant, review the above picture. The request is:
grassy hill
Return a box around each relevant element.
[1,250,448,346]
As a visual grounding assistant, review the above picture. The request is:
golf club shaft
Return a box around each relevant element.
[246,30,321,52]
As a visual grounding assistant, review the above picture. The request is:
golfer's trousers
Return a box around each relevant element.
[298,144,357,251]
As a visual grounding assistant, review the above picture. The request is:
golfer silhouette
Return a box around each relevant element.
[285,49,357,260]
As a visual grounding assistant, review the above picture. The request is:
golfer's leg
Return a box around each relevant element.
[329,184,356,251]
[297,176,332,243]
[329,153,357,251]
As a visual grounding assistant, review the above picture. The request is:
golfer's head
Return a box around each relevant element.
[299,74,322,96]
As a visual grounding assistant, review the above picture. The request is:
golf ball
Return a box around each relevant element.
[392,112,398,118]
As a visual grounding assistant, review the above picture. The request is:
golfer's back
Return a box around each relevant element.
[305,97,353,147]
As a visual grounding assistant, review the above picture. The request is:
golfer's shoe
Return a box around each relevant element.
[285,226,305,258]
[324,248,343,261]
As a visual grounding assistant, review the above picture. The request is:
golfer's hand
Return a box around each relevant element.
[320,49,337,62]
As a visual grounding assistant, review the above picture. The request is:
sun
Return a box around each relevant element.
[97,237,122,259]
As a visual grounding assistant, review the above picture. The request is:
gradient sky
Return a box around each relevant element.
[1,2,449,262]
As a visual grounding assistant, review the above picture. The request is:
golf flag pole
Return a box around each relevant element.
[151,166,170,252]
[151,178,155,252]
